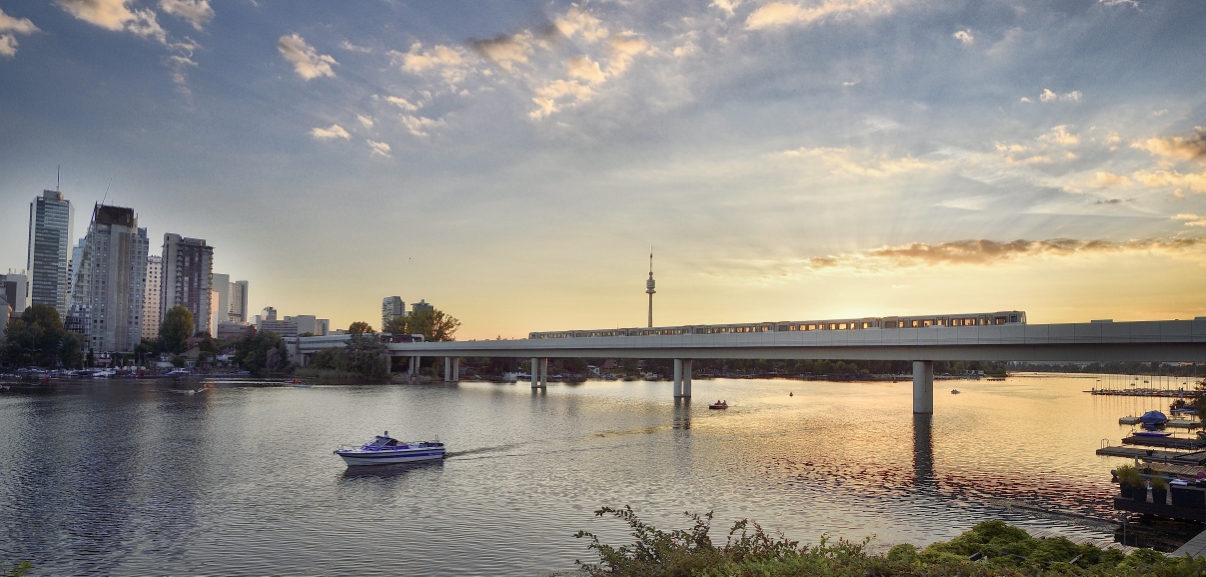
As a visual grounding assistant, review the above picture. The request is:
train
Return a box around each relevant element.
[528,310,1027,339]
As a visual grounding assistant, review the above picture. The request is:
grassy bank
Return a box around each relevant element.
[575,506,1206,576]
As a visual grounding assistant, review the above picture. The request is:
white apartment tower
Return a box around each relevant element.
[229,280,249,323]
[73,205,149,352]
[382,296,405,331]
[161,233,215,337]
[212,273,230,332]
[27,190,74,316]
[142,255,163,340]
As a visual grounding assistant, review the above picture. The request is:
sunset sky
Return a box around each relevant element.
[1,0,1204,339]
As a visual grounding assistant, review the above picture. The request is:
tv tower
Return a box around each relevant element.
[646,247,655,328]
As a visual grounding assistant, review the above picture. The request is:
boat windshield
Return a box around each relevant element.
[367,436,400,447]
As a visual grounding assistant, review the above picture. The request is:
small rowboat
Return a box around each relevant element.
[334,432,446,466]
[708,401,728,410]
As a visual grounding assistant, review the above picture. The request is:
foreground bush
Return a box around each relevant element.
[575,506,1206,576]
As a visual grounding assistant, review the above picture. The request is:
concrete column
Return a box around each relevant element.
[452,358,460,382]
[409,356,417,375]
[444,357,452,382]
[673,359,683,397]
[682,359,693,398]
[531,358,539,388]
[913,360,934,414]
[539,358,549,388]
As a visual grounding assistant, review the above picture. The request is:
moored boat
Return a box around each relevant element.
[334,432,446,466]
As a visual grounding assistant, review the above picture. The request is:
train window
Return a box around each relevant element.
[922,320,933,327]
[935,319,945,326]
[995,316,1006,325]
[836,322,846,330]
[909,320,918,328]
[1009,315,1018,323]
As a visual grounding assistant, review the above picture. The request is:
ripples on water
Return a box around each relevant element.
[0,375,1175,575]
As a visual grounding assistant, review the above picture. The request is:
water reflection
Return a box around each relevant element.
[340,459,446,480]
[913,414,933,488]
[673,397,691,430]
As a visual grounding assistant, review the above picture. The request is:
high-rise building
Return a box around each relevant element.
[212,273,230,333]
[411,299,433,315]
[141,255,162,340]
[27,190,74,316]
[73,205,149,352]
[65,237,85,307]
[229,280,249,323]
[161,233,214,338]
[382,296,405,331]
[0,271,29,316]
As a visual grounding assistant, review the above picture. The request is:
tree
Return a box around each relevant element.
[1,304,78,368]
[160,305,194,354]
[348,321,374,335]
[385,308,461,342]
[234,330,292,376]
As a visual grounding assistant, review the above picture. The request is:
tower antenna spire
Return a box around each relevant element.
[645,246,655,328]
[56,165,60,192]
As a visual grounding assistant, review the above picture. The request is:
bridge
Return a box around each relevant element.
[293,318,1206,414]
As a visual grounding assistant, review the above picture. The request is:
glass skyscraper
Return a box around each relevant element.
[27,190,74,316]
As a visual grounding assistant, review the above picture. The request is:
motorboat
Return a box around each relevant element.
[1140,410,1168,429]
[334,432,446,466]
[708,400,728,410]
[951,389,961,394]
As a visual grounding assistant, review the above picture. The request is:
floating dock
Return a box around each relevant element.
[1095,446,1206,466]
[1091,388,1192,398]
[1118,416,1201,429]
[1121,435,1206,451]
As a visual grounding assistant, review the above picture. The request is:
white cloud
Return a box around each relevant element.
[1131,128,1206,162]
[0,35,17,57]
[391,42,472,86]
[339,40,372,53]
[782,146,932,177]
[746,0,895,30]
[0,9,40,34]
[400,115,445,137]
[953,30,973,45]
[712,0,740,16]
[311,124,350,139]
[1037,88,1082,103]
[1173,214,1206,227]
[555,6,609,43]
[606,34,650,76]
[57,0,166,43]
[470,33,536,72]
[277,34,336,80]
[1099,0,1138,7]
[1133,170,1206,194]
[366,139,392,157]
[357,115,374,128]
[386,96,420,111]
[1095,172,1131,188]
[158,0,213,31]
[567,55,606,84]
[1037,125,1080,147]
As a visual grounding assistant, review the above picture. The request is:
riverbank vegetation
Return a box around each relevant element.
[575,506,1205,576]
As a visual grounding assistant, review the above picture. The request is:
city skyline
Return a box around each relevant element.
[2,1,1205,338]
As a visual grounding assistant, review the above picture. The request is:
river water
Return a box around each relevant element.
[0,374,1188,575]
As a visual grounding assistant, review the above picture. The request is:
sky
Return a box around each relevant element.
[1,0,1205,339]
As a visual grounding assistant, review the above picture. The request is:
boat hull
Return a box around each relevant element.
[335,446,446,466]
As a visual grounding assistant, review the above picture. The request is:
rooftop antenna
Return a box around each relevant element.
[100,178,111,207]
[646,246,655,328]
[56,165,60,192]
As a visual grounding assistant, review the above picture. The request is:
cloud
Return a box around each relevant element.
[310,124,350,139]
[57,0,166,43]
[1037,88,1082,103]
[278,34,336,80]
[1132,169,1206,194]
[339,40,372,53]
[783,146,932,177]
[158,0,212,31]
[356,114,374,128]
[567,55,606,84]
[1099,0,1138,6]
[366,139,391,157]
[953,30,973,45]
[712,0,740,16]
[1131,128,1206,163]
[391,42,472,86]
[807,237,1206,269]
[400,115,445,137]
[469,33,535,72]
[0,35,16,57]
[0,9,40,34]
[555,6,609,43]
[746,0,895,30]
[1173,214,1206,227]
[1095,172,1131,188]
[386,96,420,111]
[1037,125,1080,147]
[606,34,650,76]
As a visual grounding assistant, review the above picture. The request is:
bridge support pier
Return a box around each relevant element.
[539,358,548,388]
[531,358,539,388]
[913,360,934,414]
[408,356,417,376]
[673,359,683,397]
[453,358,460,381]
[682,359,692,398]
[444,357,451,382]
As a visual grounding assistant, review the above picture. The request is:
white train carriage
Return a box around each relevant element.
[528,311,1026,340]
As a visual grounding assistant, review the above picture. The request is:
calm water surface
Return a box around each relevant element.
[0,375,1182,575]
